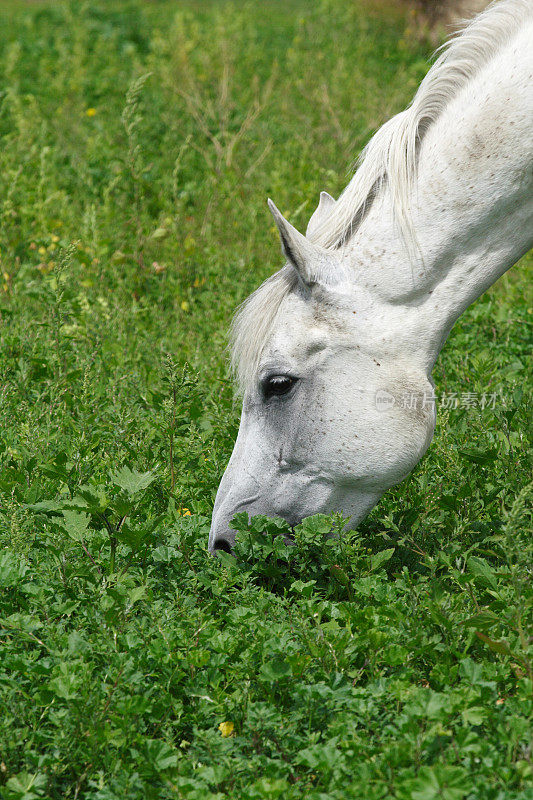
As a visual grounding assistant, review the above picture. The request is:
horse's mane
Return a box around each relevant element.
[311,0,530,250]
[230,0,531,391]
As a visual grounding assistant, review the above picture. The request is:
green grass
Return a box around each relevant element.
[0,1,531,798]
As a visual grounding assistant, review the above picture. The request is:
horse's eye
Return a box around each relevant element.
[262,374,298,399]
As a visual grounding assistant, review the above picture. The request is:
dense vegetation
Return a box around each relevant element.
[0,1,531,798]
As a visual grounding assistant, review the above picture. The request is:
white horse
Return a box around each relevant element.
[209,0,533,552]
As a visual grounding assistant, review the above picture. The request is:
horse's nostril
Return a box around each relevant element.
[213,539,233,554]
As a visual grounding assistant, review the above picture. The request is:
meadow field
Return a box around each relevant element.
[0,1,531,798]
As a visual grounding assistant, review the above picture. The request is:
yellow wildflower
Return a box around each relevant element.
[218,721,234,737]
[38,246,46,256]
[179,508,191,516]
[180,300,189,312]
[86,108,97,117]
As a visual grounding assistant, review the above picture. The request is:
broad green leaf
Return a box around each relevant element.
[290,579,316,598]
[5,771,47,799]
[295,514,333,542]
[296,741,342,771]
[459,448,498,465]
[48,670,81,701]
[461,706,486,726]
[61,510,90,542]
[370,548,395,572]
[229,512,250,533]
[66,485,108,513]
[150,226,169,240]
[329,564,351,586]
[410,767,439,800]
[458,658,484,685]
[26,499,62,515]
[144,739,179,771]
[260,658,292,683]
[475,631,513,657]
[2,613,43,634]
[115,522,145,549]
[152,545,179,563]
[412,765,470,800]
[467,556,498,589]
[461,610,500,630]
[0,551,29,587]
[429,602,452,630]
[111,466,156,495]
[128,585,147,606]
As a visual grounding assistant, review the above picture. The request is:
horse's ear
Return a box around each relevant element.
[306,191,336,239]
[268,198,342,288]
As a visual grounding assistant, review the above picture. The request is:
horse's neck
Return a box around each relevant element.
[345,19,533,372]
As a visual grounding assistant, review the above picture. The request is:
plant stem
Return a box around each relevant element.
[109,536,117,574]
[170,384,176,494]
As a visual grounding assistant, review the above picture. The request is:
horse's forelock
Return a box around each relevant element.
[230,265,298,393]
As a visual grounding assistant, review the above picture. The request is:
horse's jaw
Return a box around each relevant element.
[208,457,384,554]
